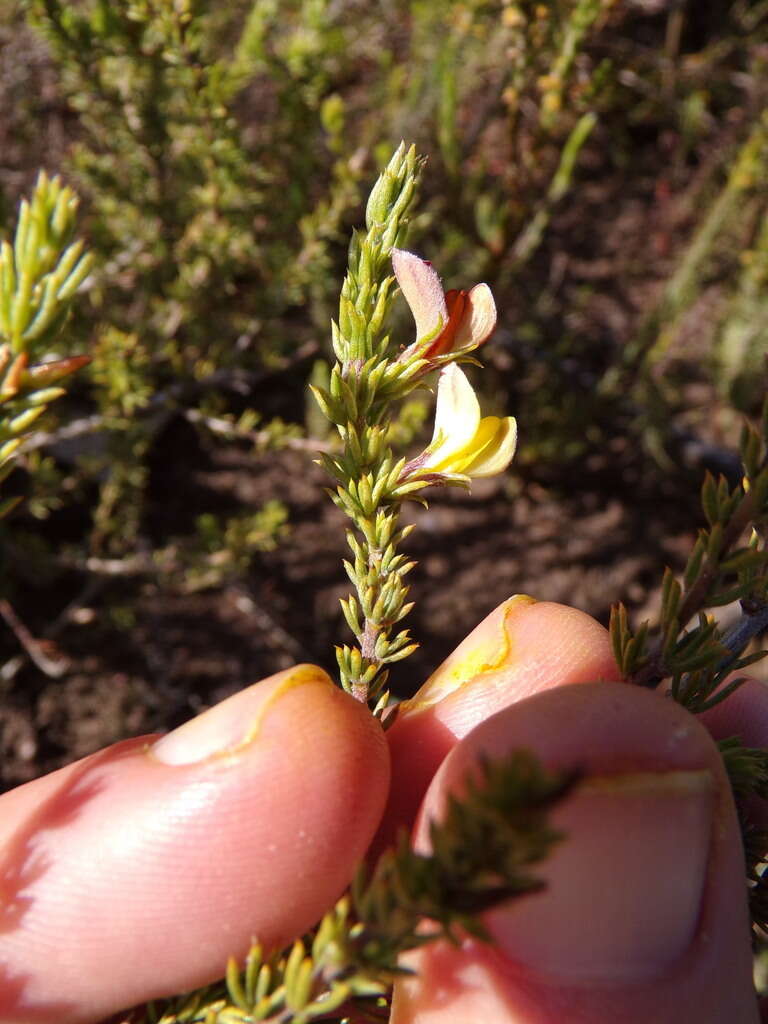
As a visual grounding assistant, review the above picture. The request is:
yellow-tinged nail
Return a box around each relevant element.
[150,664,333,766]
[401,595,536,713]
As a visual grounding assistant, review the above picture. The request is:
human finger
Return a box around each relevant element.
[0,665,389,1024]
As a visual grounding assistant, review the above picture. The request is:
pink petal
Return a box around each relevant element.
[392,249,449,342]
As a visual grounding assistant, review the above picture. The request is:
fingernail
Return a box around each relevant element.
[402,595,536,712]
[151,664,331,765]
[487,769,714,982]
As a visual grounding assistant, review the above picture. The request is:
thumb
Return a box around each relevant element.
[391,683,757,1023]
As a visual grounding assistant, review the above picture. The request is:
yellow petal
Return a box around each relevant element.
[392,249,448,342]
[463,416,517,477]
[424,364,481,469]
[447,414,502,473]
[451,282,497,349]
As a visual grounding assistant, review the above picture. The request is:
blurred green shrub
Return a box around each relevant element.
[23,0,360,555]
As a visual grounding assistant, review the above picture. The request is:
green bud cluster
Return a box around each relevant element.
[0,174,92,519]
[0,172,92,357]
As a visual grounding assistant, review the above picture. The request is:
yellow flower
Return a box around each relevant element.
[392,249,496,362]
[405,364,517,480]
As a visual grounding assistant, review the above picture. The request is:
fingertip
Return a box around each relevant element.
[400,594,538,711]
[150,662,336,765]
[519,601,621,691]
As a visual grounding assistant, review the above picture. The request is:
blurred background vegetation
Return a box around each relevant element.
[0,0,766,786]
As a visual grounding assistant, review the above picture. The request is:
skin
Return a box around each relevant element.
[0,599,763,1023]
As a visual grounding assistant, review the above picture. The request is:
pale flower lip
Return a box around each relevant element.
[392,249,497,360]
[408,364,517,480]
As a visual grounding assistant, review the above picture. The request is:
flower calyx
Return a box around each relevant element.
[392,249,497,364]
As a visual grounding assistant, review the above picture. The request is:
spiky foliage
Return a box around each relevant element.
[0,172,91,516]
[312,145,517,706]
[610,399,768,705]
[611,396,768,932]
[719,736,768,936]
